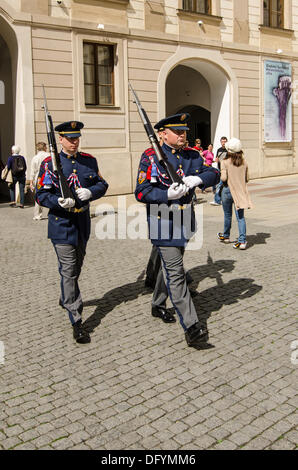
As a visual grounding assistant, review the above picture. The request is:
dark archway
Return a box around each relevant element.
[177,104,211,149]
[0,27,15,200]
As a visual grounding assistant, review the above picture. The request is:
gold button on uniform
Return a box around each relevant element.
[73,169,77,173]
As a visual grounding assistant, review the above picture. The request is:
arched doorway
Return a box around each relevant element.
[164,59,231,152]
[177,105,211,148]
[0,18,16,200]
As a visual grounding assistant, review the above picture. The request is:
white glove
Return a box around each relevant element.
[58,197,75,209]
[76,187,92,201]
[183,175,203,189]
[167,183,188,200]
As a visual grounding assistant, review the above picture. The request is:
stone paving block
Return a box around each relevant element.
[18,428,40,442]
[173,430,195,446]
[271,420,296,434]
[121,431,142,446]
[69,443,92,450]
[69,430,90,445]
[213,439,238,450]
[209,426,231,441]
[241,436,273,450]
[192,434,217,449]
[51,437,74,450]
[14,442,37,450]
[285,429,298,444]
[1,437,22,450]
[3,424,23,438]
[189,423,210,438]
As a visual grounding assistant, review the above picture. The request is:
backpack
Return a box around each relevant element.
[11,155,25,175]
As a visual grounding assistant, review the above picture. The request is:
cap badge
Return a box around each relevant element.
[181,114,186,121]
[71,122,76,129]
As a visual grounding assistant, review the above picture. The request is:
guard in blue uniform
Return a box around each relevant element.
[135,113,219,348]
[36,121,108,344]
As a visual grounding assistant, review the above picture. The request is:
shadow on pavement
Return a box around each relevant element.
[191,277,263,332]
[83,252,262,336]
[246,232,271,248]
[82,279,146,333]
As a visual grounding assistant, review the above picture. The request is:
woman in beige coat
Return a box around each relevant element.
[217,138,252,250]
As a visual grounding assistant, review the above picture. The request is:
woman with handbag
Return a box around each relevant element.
[217,138,252,250]
[6,145,27,208]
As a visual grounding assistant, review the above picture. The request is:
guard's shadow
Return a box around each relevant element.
[185,253,262,331]
[83,253,262,336]
[190,276,263,332]
[82,279,147,333]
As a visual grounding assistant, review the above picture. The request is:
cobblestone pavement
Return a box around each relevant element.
[0,174,297,451]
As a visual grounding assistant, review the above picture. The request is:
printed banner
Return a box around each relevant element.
[264,60,292,142]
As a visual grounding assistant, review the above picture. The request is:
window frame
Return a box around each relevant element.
[83,41,115,107]
[182,0,211,15]
[263,0,284,29]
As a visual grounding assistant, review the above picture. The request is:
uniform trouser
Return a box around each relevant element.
[146,244,193,287]
[145,245,161,286]
[53,240,86,325]
[152,246,199,331]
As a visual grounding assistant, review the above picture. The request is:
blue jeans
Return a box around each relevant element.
[214,180,223,204]
[9,175,25,205]
[221,186,246,243]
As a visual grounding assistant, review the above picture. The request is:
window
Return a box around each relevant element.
[263,0,284,28]
[182,0,210,14]
[83,42,115,106]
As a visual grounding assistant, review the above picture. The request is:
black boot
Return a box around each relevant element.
[151,306,176,323]
[185,323,209,348]
[73,320,91,344]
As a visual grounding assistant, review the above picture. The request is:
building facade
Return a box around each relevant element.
[0,0,298,198]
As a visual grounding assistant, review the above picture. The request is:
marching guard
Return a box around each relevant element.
[36,121,108,343]
[135,113,219,349]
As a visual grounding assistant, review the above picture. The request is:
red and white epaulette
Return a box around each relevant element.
[41,156,52,167]
[80,152,95,159]
[144,148,156,157]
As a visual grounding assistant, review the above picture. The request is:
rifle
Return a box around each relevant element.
[129,82,184,185]
[42,85,75,201]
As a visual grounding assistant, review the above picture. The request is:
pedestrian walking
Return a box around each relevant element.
[7,145,27,208]
[135,113,219,348]
[217,138,252,250]
[202,144,214,167]
[210,136,228,206]
[36,121,108,343]
[30,142,49,220]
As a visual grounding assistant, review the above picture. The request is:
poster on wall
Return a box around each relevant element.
[264,60,292,142]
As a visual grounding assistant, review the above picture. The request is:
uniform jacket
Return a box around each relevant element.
[135,143,219,247]
[36,150,108,245]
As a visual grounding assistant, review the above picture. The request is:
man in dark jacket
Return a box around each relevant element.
[135,113,219,349]
[7,145,27,208]
[36,121,108,343]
